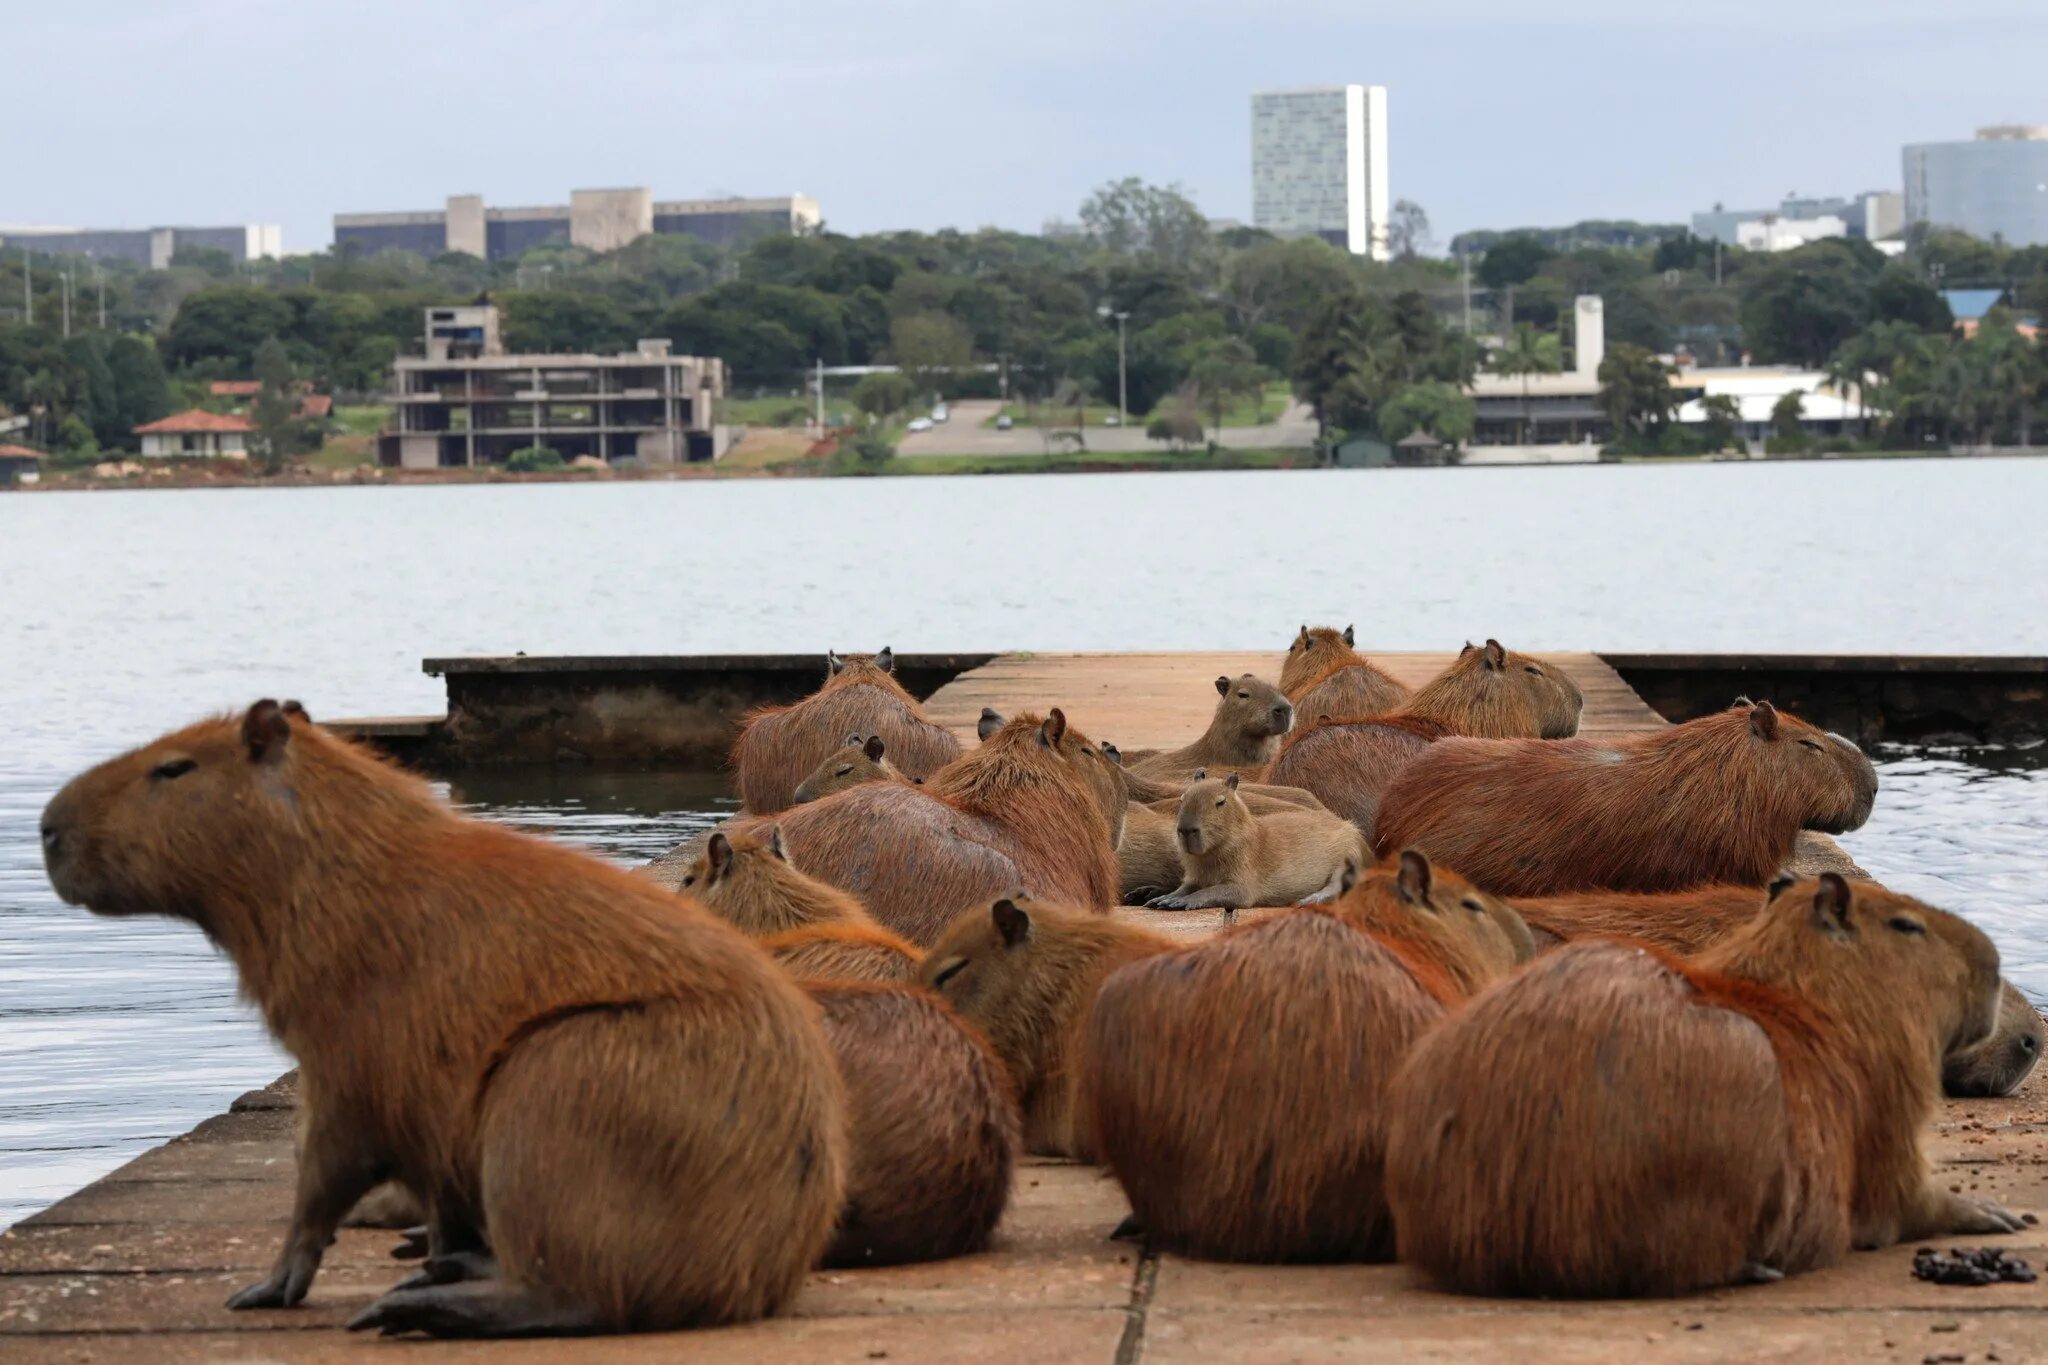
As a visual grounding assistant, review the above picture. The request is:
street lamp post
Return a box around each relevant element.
[1097,304,1129,425]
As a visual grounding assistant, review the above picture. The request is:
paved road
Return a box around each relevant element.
[896,398,1318,457]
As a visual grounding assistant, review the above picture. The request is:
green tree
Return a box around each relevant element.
[1477,235,1553,290]
[505,445,565,472]
[1220,237,1355,333]
[1077,177,1212,270]
[1186,337,1264,436]
[1770,389,1806,439]
[250,337,297,475]
[1967,309,2041,446]
[104,335,171,441]
[1698,393,1742,451]
[1493,324,1561,443]
[851,371,916,421]
[1146,383,1204,450]
[163,287,295,370]
[1376,382,1476,444]
[1388,200,1432,260]
[889,312,974,398]
[1596,342,1677,437]
[1739,243,1877,366]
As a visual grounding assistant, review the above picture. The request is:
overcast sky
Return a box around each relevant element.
[10,1,2047,253]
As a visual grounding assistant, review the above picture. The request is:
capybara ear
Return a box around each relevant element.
[281,700,310,722]
[863,735,887,763]
[1039,709,1068,748]
[1768,872,1798,899]
[1396,848,1435,906]
[1483,639,1507,671]
[991,897,1032,948]
[706,832,735,884]
[1224,772,1241,791]
[1460,640,1476,657]
[1343,624,1356,646]
[1811,872,1854,937]
[844,732,863,746]
[1733,695,1754,708]
[1215,675,1231,696]
[761,824,789,862]
[1193,766,1207,779]
[1102,742,1123,765]
[242,700,292,766]
[978,707,1005,741]
[1748,700,1781,741]
[826,650,845,677]
[1297,624,1310,643]
[876,646,894,673]
[1337,858,1360,897]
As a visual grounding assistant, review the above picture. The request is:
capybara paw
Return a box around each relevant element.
[392,1250,500,1292]
[389,1225,430,1261]
[1950,1197,2029,1235]
[1739,1261,1785,1284]
[226,1266,307,1310]
[1109,1213,1145,1241]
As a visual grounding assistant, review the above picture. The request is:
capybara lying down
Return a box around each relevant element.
[1122,675,1294,782]
[920,895,1174,1158]
[793,733,907,804]
[1513,881,2045,1098]
[732,648,960,814]
[1385,875,2022,1297]
[1087,852,1533,1262]
[1373,700,1879,897]
[1279,625,1408,728]
[750,709,1125,945]
[679,824,872,936]
[1147,773,1369,911]
[40,702,845,1338]
[806,982,1019,1267]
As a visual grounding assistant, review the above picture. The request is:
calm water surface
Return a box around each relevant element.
[4,460,2047,1226]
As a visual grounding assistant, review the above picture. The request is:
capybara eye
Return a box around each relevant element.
[680,874,695,888]
[150,758,197,781]
[1887,916,1927,936]
[1462,898,1487,914]
[1524,666,1542,676]
[930,958,968,989]
[1237,692,1249,699]
[1798,739,1823,753]
[835,766,853,777]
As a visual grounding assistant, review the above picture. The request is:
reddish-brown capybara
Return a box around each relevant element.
[1086,852,1534,1262]
[920,895,1174,1158]
[763,923,925,984]
[805,982,1019,1267]
[731,648,960,815]
[1385,875,2021,1297]
[747,709,1125,945]
[39,702,846,1338]
[1263,641,1583,839]
[1147,773,1370,911]
[1122,675,1295,782]
[1279,624,1408,728]
[1373,700,1879,897]
[1117,774,1332,905]
[792,733,908,805]
[678,823,873,937]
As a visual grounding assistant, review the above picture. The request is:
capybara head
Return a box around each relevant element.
[996,708,1127,847]
[827,646,895,680]
[679,824,868,937]
[793,734,898,804]
[1211,673,1293,744]
[1943,980,2044,1097]
[1175,773,1252,857]
[1279,625,1357,695]
[1730,701,1879,835]
[1338,850,1538,993]
[1407,640,1583,739]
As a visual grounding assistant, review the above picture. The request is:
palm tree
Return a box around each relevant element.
[1491,324,1561,444]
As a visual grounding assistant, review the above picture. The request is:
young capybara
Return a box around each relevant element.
[920,895,1174,1158]
[1147,773,1370,911]
[732,648,960,815]
[1122,675,1294,782]
[1373,700,1879,897]
[792,733,906,805]
[1279,625,1408,728]
[805,982,1019,1267]
[748,709,1125,945]
[39,702,846,1337]
[1087,851,1534,1262]
[1385,875,2022,1297]
[1262,641,1583,839]
[678,823,873,937]
[763,923,925,984]
[1118,774,1331,905]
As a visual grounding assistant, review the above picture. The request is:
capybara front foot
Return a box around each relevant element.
[1109,1213,1145,1242]
[226,1254,317,1310]
[391,1249,500,1292]
[347,1281,602,1338]
[389,1225,430,1260]
[1739,1261,1785,1284]
[1943,1195,2029,1236]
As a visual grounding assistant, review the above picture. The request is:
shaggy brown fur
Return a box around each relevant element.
[749,710,1125,945]
[763,923,924,984]
[40,702,846,1338]
[679,824,872,937]
[731,650,960,815]
[1402,639,1584,739]
[1085,853,1533,1262]
[1259,713,1445,840]
[1385,876,2019,1297]
[1148,773,1370,911]
[1373,701,1880,896]
[1280,625,1409,728]
[920,895,1174,1158]
[806,982,1020,1267]
[792,734,907,805]
[1123,675,1295,782]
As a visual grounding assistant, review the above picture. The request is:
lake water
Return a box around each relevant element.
[4,459,2047,1227]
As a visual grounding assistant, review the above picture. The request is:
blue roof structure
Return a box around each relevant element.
[1941,288,2006,321]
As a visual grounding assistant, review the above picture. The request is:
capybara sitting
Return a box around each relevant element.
[1122,675,1294,782]
[1088,852,1533,1262]
[806,982,1019,1267]
[1402,639,1582,739]
[1373,700,1879,897]
[40,702,846,1338]
[732,648,960,814]
[752,709,1125,945]
[920,895,1173,1158]
[1385,875,2022,1297]
[763,923,924,984]
[1279,624,1408,729]
[792,733,906,804]
[1148,773,1370,911]
[679,824,872,936]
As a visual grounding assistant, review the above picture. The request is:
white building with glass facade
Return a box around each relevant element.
[1903,126,2048,247]
[1250,85,1389,260]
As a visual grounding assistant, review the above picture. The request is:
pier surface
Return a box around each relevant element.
[7,652,2045,1361]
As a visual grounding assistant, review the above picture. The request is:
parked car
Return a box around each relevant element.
[907,417,934,433]
[1102,412,1121,427]
[995,415,1014,430]
[932,403,950,423]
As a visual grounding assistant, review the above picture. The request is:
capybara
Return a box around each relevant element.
[749,709,1125,945]
[920,895,1174,1157]
[1118,801,1185,905]
[40,702,846,1337]
[679,824,872,936]
[1404,639,1583,739]
[1279,625,1408,728]
[805,982,1019,1267]
[1373,700,1879,897]
[1385,875,2021,1297]
[763,923,924,984]
[792,733,905,804]
[1148,773,1370,911]
[1514,881,2044,1098]
[1122,675,1294,782]
[731,648,960,815]
[1087,851,1533,1262]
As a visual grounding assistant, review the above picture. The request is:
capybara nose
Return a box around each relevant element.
[1273,705,1293,730]
[40,823,61,858]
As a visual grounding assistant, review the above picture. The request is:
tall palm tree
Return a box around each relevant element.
[1491,324,1561,444]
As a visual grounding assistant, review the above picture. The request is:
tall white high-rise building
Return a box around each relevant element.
[1251,85,1389,260]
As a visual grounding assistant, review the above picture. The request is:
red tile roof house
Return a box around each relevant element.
[134,410,253,458]
[0,443,42,485]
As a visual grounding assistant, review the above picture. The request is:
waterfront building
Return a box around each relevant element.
[1904,126,2048,247]
[1250,85,1389,260]
[335,190,820,260]
[134,411,253,458]
[0,223,281,268]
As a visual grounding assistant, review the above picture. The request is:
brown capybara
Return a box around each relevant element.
[1118,775,1331,905]
[792,733,906,805]
[1122,675,1294,782]
[1512,881,2044,1099]
[1087,851,1534,1262]
[1385,875,2021,1297]
[749,709,1125,945]
[731,648,960,815]
[39,702,846,1338]
[805,982,1019,1267]
[1405,639,1583,739]
[1279,625,1408,728]
[678,823,872,937]
[1148,773,1370,911]
[1373,700,1879,897]
[920,895,1173,1158]
[763,923,924,984]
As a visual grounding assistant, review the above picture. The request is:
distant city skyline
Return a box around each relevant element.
[7,1,2047,255]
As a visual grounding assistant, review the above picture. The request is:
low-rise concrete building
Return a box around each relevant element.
[336,190,820,260]
[134,410,252,458]
[0,223,281,267]
[1691,192,1902,246]
[379,305,727,468]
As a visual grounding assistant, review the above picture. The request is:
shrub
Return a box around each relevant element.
[504,445,565,472]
